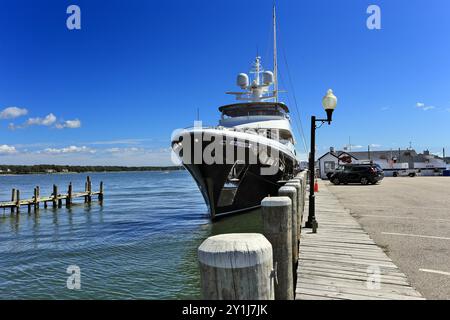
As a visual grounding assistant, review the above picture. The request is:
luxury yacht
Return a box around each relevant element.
[171,8,299,219]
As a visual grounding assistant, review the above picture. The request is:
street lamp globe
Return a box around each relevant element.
[322,89,337,123]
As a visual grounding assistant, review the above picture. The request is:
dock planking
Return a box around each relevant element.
[0,176,103,214]
[296,180,424,300]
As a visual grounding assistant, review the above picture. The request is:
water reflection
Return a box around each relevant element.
[210,208,263,236]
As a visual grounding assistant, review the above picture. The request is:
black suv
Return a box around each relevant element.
[327,164,384,185]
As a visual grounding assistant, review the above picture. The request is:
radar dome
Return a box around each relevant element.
[237,73,249,89]
[263,71,274,85]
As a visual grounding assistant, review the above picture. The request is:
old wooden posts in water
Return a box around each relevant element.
[0,176,104,214]
[198,171,308,300]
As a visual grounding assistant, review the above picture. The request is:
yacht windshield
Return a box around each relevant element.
[220,103,288,119]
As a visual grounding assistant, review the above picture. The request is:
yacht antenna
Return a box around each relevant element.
[226,7,279,102]
[273,4,278,102]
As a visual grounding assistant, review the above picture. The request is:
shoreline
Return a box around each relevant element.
[0,169,185,176]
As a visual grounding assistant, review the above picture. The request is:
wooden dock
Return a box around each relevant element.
[296,180,424,300]
[0,176,103,214]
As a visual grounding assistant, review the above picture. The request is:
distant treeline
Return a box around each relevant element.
[0,165,184,174]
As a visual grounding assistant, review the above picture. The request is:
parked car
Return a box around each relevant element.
[392,169,418,177]
[328,164,384,185]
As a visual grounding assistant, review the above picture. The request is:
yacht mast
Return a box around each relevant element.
[226,6,279,102]
[273,4,278,102]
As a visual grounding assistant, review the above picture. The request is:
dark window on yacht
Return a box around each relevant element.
[222,106,286,118]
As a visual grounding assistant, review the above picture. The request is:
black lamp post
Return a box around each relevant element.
[305,89,338,233]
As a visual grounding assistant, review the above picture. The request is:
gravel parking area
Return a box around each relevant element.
[326,177,450,299]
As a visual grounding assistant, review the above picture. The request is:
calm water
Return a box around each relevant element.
[0,171,262,299]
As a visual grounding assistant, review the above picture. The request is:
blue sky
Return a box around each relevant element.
[1,0,449,165]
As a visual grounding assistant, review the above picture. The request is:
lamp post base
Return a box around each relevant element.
[305,219,318,233]
[305,192,318,233]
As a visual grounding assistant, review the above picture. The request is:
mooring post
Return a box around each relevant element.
[198,233,275,300]
[16,189,20,213]
[87,176,92,203]
[278,185,299,284]
[33,188,37,208]
[98,181,104,202]
[33,186,39,211]
[84,181,88,203]
[52,184,58,208]
[300,171,308,213]
[261,196,293,300]
[66,183,72,207]
[296,177,304,222]
[11,188,16,214]
[285,180,302,242]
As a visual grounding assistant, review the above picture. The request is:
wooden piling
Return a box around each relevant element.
[278,185,299,279]
[297,171,308,213]
[84,181,88,203]
[261,196,293,300]
[285,180,302,239]
[66,183,72,207]
[98,181,104,202]
[34,186,40,210]
[87,176,92,203]
[11,188,16,213]
[52,184,58,208]
[198,233,274,300]
[16,189,20,213]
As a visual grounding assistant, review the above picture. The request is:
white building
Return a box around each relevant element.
[317,148,447,179]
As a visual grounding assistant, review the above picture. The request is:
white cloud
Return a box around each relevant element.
[106,147,142,153]
[88,138,152,145]
[8,113,82,130]
[0,107,28,119]
[370,144,382,148]
[42,146,95,154]
[380,107,390,111]
[27,113,57,126]
[416,102,435,111]
[55,119,81,129]
[0,144,17,154]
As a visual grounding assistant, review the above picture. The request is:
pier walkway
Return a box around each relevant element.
[0,176,103,213]
[296,180,424,300]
